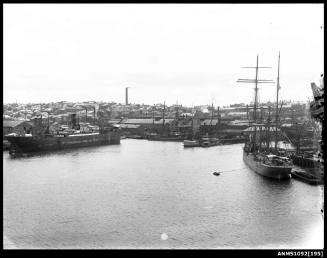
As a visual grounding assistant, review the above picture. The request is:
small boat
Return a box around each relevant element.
[200,135,220,147]
[183,140,200,147]
[291,170,323,185]
[201,138,211,147]
[213,172,221,176]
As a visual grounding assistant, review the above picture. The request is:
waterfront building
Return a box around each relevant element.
[3,120,34,137]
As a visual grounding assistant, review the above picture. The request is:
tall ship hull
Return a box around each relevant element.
[5,132,120,154]
[243,150,292,180]
[238,54,293,181]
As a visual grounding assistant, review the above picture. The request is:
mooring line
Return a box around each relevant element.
[213,167,247,173]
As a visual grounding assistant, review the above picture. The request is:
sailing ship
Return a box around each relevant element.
[147,102,187,142]
[238,53,292,179]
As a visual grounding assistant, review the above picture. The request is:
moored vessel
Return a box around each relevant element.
[238,53,292,180]
[243,144,292,179]
[183,139,200,147]
[200,135,219,147]
[5,114,120,155]
[291,169,323,185]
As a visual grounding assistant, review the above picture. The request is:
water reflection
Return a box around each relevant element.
[3,140,323,249]
[6,144,121,160]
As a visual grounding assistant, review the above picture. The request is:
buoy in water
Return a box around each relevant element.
[161,233,168,240]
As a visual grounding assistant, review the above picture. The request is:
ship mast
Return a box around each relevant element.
[275,52,281,151]
[237,55,274,147]
[152,105,155,132]
[162,101,165,132]
[217,106,220,130]
[254,55,259,123]
[210,103,214,131]
[266,105,271,149]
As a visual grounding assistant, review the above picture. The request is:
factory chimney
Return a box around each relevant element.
[125,87,129,105]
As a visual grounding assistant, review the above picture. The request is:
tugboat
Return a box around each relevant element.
[200,134,220,147]
[238,53,292,179]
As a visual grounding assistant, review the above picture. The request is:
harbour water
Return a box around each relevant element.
[3,140,324,249]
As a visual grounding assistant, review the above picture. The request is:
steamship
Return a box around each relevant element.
[5,113,120,155]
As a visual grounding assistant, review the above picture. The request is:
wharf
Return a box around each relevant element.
[148,137,184,142]
[125,135,145,139]
[291,154,318,168]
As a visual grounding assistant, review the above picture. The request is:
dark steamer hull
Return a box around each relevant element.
[243,151,292,180]
[6,132,120,154]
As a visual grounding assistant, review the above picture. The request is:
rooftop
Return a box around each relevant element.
[3,120,33,128]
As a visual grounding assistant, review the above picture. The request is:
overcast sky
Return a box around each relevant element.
[3,4,324,106]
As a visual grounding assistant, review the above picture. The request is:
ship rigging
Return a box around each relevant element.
[237,54,292,180]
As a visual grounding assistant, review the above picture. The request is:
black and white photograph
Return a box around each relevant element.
[3,3,324,250]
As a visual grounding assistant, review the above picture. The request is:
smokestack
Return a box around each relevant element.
[125,87,129,105]
[246,104,249,120]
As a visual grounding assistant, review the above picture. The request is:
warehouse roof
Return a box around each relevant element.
[3,120,33,128]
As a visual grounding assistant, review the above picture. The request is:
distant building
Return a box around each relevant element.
[3,120,34,137]
[119,118,175,133]
[119,124,145,136]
